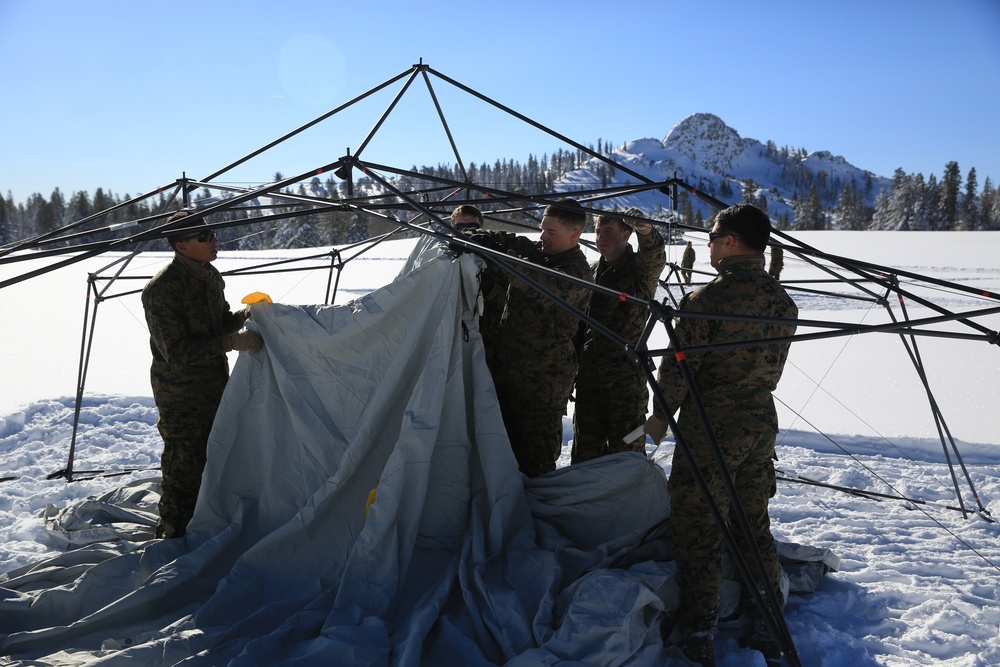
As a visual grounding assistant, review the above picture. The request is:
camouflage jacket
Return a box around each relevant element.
[141,255,245,403]
[681,244,696,270]
[578,228,666,386]
[482,232,592,406]
[654,254,797,435]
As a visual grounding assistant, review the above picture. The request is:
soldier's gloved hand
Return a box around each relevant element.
[624,207,652,235]
[644,414,669,444]
[228,330,264,353]
[447,239,465,256]
[460,233,504,262]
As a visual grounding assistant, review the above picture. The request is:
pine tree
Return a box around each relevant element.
[910,173,930,231]
[0,192,8,246]
[980,177,998,231]
[938,161,961,230]
[836,181,862,230]
[962,167,979,230]
[794,186,825,230]
[756,194,768,215]
[924,174,942,230]
[870,189,893,230]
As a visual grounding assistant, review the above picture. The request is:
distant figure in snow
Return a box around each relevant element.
[768,245,784,280]
[681,240,696,284]
[644,204,797,666]
[464,198,591,477]
[141,211,263,539]
[572,207,665,463]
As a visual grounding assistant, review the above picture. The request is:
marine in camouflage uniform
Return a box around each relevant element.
[472,199,591,477]
[681,240,696,285]
[449,205,508,358]
[646,204,797,664]
[767,244,784,280]
[572,210,665,463]
[142,213,259,539]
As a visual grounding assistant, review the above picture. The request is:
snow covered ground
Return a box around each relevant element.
[1,230,999,665]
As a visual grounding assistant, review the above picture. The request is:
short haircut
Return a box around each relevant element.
[596,213,630,233]
[165,211,192,250]
[714,203,771,252]
[450,204,483,224]
[542,197,587,230]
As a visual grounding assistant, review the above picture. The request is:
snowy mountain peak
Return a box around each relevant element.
[556,112,890,227]
[661,113,748,172]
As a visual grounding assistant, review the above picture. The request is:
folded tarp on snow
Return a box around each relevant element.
[0,237,835,666]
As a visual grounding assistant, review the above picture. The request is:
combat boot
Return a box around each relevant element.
[680,632,716,667]
[745,616,783,666]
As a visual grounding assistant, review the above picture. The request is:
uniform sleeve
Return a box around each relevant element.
[634,228,666,299]
[484,231,585,309]
[222,301,246,334]
[653,291,714,418]
[143,282,228,365]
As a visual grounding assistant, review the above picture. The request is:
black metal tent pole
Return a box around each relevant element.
[47,276,99,481]
[642,305,1000,358]
[884,276,991,517]
[425,65,671,196]
[636,309,802,667]
[358,164,802,664]
[775,469,992,517]
[198,68,416,186]
[768,234,1000,337]
[0,181,182,257]
[52,219,440,481]
[418,66,470,183]
[0,163,351,290]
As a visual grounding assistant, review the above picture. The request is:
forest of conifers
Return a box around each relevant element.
[1,150,996,251]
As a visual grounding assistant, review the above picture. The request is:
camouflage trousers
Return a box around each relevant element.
[572,373,648,464]
[667,422,780,639]
[155,405,218,539]
[494,383,564,478]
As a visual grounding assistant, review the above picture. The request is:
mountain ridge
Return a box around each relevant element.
[556,112,890,226]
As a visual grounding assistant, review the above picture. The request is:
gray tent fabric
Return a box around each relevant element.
[0,240,675,666]
[42,478,160,549]
[0,238,834,666]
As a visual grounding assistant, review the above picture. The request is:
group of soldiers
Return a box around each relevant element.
[453,201,797,667]
[143,200,795,666]
[451,200,666,476]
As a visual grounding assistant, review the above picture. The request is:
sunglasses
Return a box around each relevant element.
[178,231,217,244]
[708,231,743,244]
[455,222,481,231]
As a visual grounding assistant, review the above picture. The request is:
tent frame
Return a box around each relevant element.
[5,60,1000,666]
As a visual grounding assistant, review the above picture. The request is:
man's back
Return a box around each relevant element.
[674,254,796,431]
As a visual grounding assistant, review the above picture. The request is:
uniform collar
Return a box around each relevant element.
[174,252,214,279]
[717,253,765,271]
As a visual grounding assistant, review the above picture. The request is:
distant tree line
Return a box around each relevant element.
[2,144,996,249]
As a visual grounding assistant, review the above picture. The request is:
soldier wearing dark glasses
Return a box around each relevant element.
[141,210,263,539]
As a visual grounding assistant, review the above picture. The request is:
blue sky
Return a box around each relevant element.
[1,0,998,203]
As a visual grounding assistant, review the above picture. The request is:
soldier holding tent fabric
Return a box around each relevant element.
[449,204,507,358]
[467,198,591,477]
[572,208,664,463]
[644,204,797,666]
[142,211,263,539]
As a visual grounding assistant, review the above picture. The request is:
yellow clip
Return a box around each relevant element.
[241,292,273,305]
[365,487,377,516]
